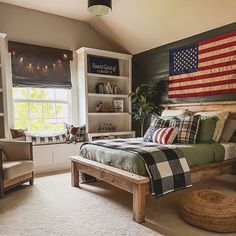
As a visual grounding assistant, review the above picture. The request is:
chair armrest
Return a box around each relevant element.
[0,139,33,161]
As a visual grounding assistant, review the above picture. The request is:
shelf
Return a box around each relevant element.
[0,113,4,116]
[88,93,129,98]
[87,73,129,80]
[88,112,130,116]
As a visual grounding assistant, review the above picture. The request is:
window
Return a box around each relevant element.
[13,87,71,132]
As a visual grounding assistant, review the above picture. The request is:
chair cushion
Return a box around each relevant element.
[3,160,34,180]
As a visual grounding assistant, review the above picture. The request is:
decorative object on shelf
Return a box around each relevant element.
[114,99,124,112]
[98,121,116,133]
[129,82,159,137]
[88,55,119,76]
[88,0,112,16]
[96,101,115,112]
[95,82,120,94]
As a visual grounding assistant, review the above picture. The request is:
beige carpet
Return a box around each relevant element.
[0,173,236,236]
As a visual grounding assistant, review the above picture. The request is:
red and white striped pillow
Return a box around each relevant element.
[152,128,178,144]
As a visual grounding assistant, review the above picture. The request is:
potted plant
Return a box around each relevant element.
[129,82,159,137]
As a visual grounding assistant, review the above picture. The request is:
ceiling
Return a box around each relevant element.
[0,0,236,54]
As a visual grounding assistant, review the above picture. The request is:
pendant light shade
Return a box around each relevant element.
[88,0,112,16]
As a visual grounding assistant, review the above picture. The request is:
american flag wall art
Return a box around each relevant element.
[168,31,236,99]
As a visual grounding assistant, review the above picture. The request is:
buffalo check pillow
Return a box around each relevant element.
[177,115,201,144]
[152,127,178,144]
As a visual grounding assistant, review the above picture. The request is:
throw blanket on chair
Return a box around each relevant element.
[81,139,192,197]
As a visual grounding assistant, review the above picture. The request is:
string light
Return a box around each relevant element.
[63,53,68,59]
[12,50,67,71]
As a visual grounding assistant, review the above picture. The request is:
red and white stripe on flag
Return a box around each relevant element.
[168,31,236,99]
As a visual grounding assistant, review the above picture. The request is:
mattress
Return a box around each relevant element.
[80,139,226,176]
[221,142,236,160]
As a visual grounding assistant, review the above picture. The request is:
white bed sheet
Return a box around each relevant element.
[221,142,236,160]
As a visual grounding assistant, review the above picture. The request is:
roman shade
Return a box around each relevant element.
[8,41,73,89]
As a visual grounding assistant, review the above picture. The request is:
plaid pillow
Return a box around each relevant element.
[177,115,201,144]
[169,117,181,128]
[76,125,86,142]
[150,114,169,127]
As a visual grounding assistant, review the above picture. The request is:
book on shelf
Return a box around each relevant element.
[95,82,119,95]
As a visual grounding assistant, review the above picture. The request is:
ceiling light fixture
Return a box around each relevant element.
[88,0,112,16]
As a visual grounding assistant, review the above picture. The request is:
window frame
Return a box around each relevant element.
[12,87,72,132]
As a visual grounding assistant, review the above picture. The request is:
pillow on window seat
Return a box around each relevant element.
[25,131,67,145]
[10,128,27,141]
[66,125,86,143]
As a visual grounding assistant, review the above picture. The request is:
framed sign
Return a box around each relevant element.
[87,55,120,76]
[114,99,124,112]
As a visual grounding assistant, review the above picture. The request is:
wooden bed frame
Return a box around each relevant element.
[71,101,236,223]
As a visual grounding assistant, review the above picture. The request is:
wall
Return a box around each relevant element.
[133,22,236,105]
[0,2,122,128]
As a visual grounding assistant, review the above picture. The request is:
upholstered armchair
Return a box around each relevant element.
[0,140,34,198]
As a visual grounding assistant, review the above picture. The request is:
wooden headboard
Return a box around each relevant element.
[163,101,236,119]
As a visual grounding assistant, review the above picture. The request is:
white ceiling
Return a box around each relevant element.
[0,0,236,54]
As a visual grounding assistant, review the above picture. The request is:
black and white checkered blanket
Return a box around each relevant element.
[82,138,192,197]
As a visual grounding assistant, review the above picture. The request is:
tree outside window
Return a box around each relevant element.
[13,87,70,132]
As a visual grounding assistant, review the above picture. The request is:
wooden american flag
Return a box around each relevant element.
[168,31,236,99]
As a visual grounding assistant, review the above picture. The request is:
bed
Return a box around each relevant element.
[71,102,236,223]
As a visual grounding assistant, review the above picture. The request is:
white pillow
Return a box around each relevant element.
[161,109,188,117]
[195,111,229,142]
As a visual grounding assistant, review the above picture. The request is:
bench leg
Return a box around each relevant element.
[29,172,34,185]
[71,161,79,187]
[133,184,146,223]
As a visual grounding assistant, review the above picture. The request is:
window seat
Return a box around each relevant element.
[33,142,83,175]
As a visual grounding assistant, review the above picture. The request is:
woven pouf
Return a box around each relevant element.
[179,190,236,233]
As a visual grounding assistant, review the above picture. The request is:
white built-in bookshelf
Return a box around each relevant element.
[0,33,10,138]
[76,47,135,141]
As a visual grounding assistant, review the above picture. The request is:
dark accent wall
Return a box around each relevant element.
[133,22,236,104]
